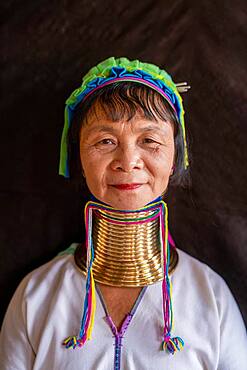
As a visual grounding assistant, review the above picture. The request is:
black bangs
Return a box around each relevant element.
[86,82,178,128]
[67,81,189,187]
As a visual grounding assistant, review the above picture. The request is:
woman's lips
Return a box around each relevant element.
[110,183,143,190]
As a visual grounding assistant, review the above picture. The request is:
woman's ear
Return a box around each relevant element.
[170,164,175,176]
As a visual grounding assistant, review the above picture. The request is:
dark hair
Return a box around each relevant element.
[68,82,189,187]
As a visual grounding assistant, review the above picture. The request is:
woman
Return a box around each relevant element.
[0,57,246,369]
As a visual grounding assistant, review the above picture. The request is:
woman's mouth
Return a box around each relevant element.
[110,183,143,190]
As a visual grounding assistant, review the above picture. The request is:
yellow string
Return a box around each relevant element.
[87,271,96,340]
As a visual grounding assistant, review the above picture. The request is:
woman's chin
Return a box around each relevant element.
[101,194,155,210]
[110,202,147,210]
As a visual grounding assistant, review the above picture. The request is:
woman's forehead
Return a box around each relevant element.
[81,106,174,136]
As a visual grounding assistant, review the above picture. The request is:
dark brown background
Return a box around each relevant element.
[1,0,246,325]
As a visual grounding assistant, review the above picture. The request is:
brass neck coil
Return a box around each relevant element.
[74,206,178,287]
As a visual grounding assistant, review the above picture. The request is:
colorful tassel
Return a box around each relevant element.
[162,335,185,354]
[62,202,96,349]
[160,202,184,354]
[63,336,84,349]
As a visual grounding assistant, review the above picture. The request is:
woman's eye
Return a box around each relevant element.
[98,138,115,145]
[142,138,159,146]
[143,138,156,143]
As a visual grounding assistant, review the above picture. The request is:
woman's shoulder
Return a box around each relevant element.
[175,248,247,366]
[176,247,228,288]
[175,248,240,315]
[16,243,81,300]
[177,247,225,280]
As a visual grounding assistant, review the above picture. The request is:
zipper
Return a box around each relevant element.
[96,286,147,370]
[106,314,133,370]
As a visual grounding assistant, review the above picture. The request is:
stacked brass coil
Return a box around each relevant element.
[74,207,178,287]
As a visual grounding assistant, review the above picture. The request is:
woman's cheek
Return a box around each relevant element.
[87,160,106,186]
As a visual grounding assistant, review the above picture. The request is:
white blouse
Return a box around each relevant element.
[1,244,246,370]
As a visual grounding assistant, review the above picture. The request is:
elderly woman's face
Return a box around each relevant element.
[80,103,175,210]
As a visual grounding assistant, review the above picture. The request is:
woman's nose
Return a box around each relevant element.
[110,145,144,172]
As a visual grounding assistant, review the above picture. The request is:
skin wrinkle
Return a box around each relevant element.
[82,123,168,136]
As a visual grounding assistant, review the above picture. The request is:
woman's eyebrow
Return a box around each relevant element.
[140,125,165,133]
[85,123,166,135]
[86,125,117,134]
